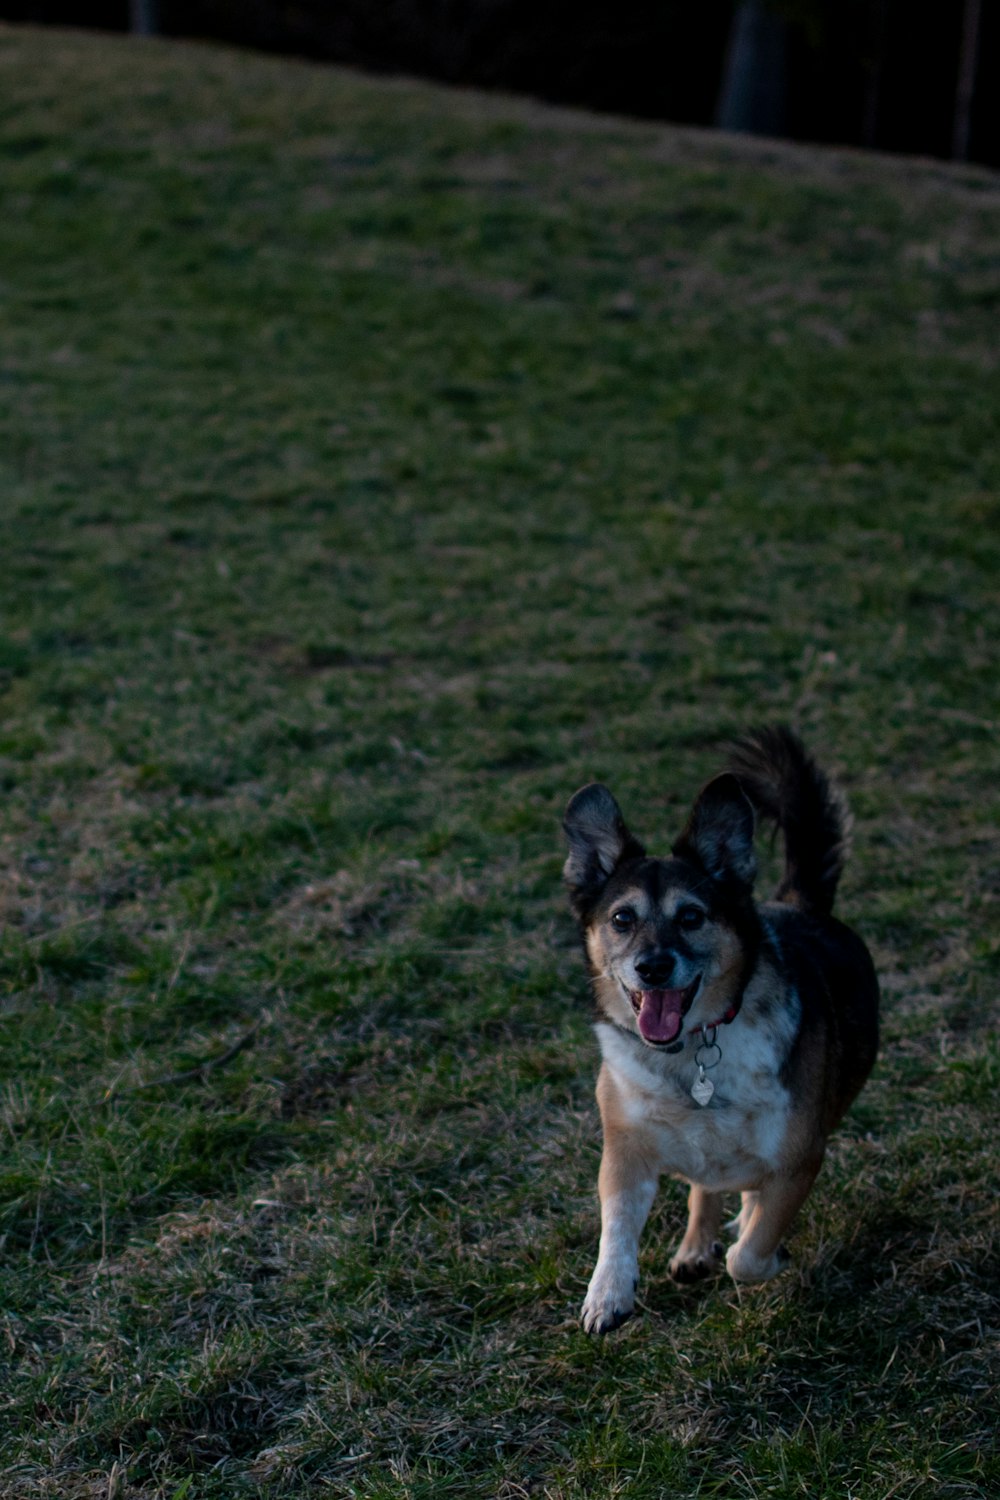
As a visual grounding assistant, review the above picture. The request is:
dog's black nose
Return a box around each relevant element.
[634,952,676,986]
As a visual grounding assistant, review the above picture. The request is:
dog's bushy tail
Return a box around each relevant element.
[727,725,851,916]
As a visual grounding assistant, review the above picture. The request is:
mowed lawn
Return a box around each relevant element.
[0,22,997,1499]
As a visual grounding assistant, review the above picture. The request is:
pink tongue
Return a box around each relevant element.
[637,989,686,1044]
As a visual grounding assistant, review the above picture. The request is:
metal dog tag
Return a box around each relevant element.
[691,1066,715,1107]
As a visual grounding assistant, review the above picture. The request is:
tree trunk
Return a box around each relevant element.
[715,0,788,137]
[952,0,983,160]
[129,1,160,35]
[861,0,890,149]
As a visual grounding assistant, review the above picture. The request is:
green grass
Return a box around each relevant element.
[0,21,998,1498]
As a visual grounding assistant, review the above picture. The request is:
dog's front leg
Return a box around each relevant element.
[581,1146,657,1334]
[581,1070,660,1334]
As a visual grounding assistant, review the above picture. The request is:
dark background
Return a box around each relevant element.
[3,2,997,167]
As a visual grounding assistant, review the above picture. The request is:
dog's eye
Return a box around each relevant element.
[677,905,706,931]
[610,908,636,933]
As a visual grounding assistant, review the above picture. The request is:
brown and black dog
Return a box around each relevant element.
[563,726,878,1334]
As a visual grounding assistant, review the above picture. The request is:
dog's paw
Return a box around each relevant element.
[669,1239,724,1283]
[581,1300,634,1336]
[580,1263,638,1335]
[726,1241,791,1284]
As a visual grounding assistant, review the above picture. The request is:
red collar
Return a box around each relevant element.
[691,1002,739,1035]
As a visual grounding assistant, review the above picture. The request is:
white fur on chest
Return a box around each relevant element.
[596,1003,797,1192]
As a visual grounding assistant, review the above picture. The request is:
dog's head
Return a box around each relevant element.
[563,775,760,1049]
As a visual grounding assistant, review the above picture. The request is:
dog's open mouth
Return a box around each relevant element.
[627,980,700,1046]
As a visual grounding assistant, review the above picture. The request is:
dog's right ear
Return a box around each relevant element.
[562,784,644,918]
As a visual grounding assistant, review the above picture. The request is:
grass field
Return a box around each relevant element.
[0,22,998,1498]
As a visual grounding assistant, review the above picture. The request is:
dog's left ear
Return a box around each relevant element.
[673,772,756,888]
[563,783,644,917]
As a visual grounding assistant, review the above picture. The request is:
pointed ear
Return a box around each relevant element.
[562,783,644,916]
[673,773,756,888]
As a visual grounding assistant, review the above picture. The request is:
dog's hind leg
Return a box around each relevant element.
[669,1184,725,1282]
[726,1168,820,1284]
[725,1189,758,1241]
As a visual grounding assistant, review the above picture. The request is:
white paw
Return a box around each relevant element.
[726,1241,790,1284]
[580,1260,638,1335]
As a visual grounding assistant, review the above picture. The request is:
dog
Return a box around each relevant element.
[563,725,878,1334]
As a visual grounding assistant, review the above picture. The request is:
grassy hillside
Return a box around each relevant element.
[0,23,997,1499]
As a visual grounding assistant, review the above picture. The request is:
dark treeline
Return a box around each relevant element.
[4,1,996,167]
